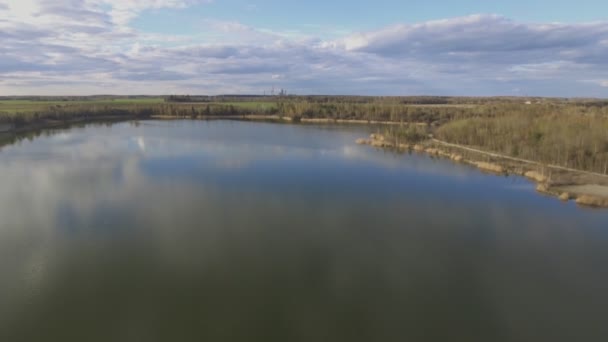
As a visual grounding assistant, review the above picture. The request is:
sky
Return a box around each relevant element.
[1,0,608,96]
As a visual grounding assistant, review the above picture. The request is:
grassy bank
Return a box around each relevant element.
[379,102,608,175]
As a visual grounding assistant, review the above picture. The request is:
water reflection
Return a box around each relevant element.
[1,120,608,341]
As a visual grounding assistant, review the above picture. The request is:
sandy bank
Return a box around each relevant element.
[524,171,549,183]
[553,185,608,208]
[557,184,608,198]
[357,134,608,208]
[472,161,505,174]
[575,195,608,207]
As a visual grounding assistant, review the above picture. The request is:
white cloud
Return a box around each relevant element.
[1,6,608,96]
[101,0,212,25]
[339,14,608,59]
[204,18,251,33]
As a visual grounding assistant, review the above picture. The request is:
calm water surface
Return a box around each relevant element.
[1,120,608,341]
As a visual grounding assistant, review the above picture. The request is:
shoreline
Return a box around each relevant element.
[357,134,608,208]
[4,115,133,134]
[3,115,608,208]
[0,114,421,137]
[150,114,424,126]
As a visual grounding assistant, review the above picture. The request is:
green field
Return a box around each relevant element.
[0,99,277,114]
[0,98,159,113]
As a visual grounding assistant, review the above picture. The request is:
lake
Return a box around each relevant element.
[1,120,608,341]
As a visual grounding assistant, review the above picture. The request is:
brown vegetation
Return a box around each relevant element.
[576,195,608,207]
[524,171,549,183]
[473,162,505,174]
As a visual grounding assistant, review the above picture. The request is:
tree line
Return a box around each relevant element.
[2,96,608,174]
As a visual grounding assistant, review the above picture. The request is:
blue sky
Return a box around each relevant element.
[1,0,608,96]
[133,0,608,34]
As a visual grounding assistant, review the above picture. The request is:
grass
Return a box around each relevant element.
[0,100,65,113]
[0,98,161,114]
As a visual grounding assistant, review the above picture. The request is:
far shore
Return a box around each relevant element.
[3,114,608,209]
[0,114,422,137]
[0,116,137,135]
[150,114,425,126]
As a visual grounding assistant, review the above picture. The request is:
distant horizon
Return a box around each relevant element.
[1,94,606,100]
[2,1,608,97]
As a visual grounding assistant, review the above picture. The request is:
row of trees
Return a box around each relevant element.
[434,111,608,174]
[0,102,281,127]
[276,100,483,123]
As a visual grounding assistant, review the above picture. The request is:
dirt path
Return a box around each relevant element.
[431,138,608,179]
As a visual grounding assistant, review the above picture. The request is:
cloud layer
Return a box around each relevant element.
[1,2,608,96]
